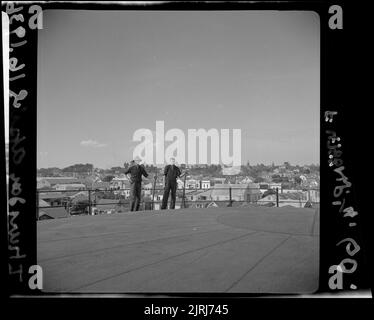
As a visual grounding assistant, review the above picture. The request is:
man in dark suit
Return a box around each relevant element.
[125,156,148,211]
[161,157,184,210]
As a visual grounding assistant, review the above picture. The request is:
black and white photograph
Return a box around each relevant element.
[3,1,371,308]
[33,8,320,293]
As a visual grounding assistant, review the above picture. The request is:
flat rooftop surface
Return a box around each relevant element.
[37,206,319,294]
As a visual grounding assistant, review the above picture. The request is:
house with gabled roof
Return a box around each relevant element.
[38,207,69,220]
[37,177,82,188]
[95,199,121,214]
[54,183,86,191]
[257,192,309,208]
[211,183,261,203]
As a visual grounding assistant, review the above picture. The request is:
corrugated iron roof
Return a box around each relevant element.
[39,207,69,219]
[39,193,72,200]
[39,199,50,207]
[38,177,81,185]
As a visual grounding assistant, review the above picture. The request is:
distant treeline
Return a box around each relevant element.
[38,162,319,177]
[62,163,94,172]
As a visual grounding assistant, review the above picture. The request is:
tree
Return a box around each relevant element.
[71,200,90,215]
[63,163,93,173]
[281,182,291,189]
[240,165,250,176]
[111,166,123,173]
[103,175,115,182]
[294,176,302,185]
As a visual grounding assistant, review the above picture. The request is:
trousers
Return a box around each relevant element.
[130,182,142,211]
[161,181,177,209]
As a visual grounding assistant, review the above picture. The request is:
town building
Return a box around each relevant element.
[54,183,86,191]
[239,177,254,184]
[201,180,211,189]
[38,207,69,220]
[186,179,200,189]
[37,178,51,189]
[221,166,241,175]
[38,192,72,207]
[269,183,282,191]
[37,177,82,189]
[90,181,110,190]
[176,179,184,189]
[95,199,121,215]
[212,177,226,185]
[257,192,309,208]
[110,174,129,190]
[198,183,262,203]
[259,183,270,193]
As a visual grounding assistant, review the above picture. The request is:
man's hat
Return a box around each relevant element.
[134,155,142,162]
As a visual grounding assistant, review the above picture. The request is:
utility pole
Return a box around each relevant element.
[182,172,187,208]
[228,187,232,207]
[152,170,158,210]
[276,188,279,207]
[88,189,92,215]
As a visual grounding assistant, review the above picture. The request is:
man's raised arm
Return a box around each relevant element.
[141,165,149,178]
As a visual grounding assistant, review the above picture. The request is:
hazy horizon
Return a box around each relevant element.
[37,161,320,171]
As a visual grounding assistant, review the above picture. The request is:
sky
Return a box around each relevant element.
[37,9,320,169]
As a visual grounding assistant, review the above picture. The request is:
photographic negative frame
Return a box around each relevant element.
[2,0,372,313]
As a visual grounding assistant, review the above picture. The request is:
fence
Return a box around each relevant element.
[36,185,320,220]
